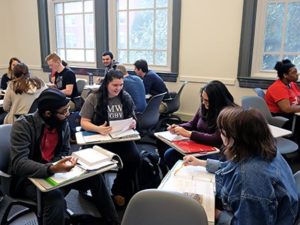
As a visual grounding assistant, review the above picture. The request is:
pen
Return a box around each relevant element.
[174,163,185,176]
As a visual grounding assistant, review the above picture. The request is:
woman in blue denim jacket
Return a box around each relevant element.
[184,107,299,225]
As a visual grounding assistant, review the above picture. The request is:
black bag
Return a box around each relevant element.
[137,150,163,190]
[67,111,81,140]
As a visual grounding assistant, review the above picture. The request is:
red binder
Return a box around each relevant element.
[171,140,216,154]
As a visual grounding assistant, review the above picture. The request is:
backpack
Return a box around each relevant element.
[67,111,81,140]
[137,150,163,190]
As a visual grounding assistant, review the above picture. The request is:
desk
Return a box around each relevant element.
[76,131,140,145]
[158,160,215,225]
[154,131,220,156]
[0,99,3,107]
[268,124,292,138]
[84,84,100,90]
[29,163,117,192]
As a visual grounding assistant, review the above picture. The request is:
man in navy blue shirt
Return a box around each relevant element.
[134,59,169,98]
[116,64,147,113]
[134,59,169,112]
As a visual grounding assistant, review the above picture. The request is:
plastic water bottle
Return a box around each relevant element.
[88,72,94,85]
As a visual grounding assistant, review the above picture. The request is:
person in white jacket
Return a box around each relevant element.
[2,63,47,124]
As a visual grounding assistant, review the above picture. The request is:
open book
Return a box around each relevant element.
[159,160,215,223]
[79,118,140,144]
[33,146,122,191]
[71,145,123,170]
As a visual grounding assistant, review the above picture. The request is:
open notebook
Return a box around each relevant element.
[37,146,122,190]
[159,160,215,223]
[81,118,140,143]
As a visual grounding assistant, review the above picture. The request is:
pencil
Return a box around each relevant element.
[174,163,184,176]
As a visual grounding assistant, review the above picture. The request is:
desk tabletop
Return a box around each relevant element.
[268,124,292,138]
[84,84,100,90]
[76,131,140,145]
[159,160,215,225]
[29,163,117,192]
[154,131,220,157]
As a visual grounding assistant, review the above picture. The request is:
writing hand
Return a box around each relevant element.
[167,124,177,134]
[50,156,78,173]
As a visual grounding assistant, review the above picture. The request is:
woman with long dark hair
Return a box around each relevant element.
[80,69,139,207]
[163,80,236,168]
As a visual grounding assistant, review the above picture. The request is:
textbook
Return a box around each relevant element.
[36,146,122,190]
[71,145,123,170]
[159,160,215,223]
[171,140,217,154]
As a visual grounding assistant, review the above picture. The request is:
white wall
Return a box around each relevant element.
[0,0,256,119]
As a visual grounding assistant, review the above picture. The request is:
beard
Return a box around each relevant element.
[43,113,66,128]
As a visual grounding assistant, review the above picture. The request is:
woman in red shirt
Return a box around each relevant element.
[265,59,300,131]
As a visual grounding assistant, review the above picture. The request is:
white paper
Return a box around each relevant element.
[110,118,134,134]
[159,160,215,223]
[83,133,111,143]
[157,131,189,141]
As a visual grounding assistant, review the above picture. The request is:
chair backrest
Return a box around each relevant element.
[0,124,13,196]
[136,92,166,134]
[76,79,87,96]
[0,124,12,175]
[294,171,300,194]
[254,88,265,98]
[121,189,208,225]
[163,81,188,114]
[241,96,274,123]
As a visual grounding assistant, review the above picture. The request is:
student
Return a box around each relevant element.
[80,70,139,207]
[1,57,21,90]
[95,51,118,85]
[116,64,147,113]
[163,80,236,168]
[134,59,169,112]
[183,107,299,225]
[2,63,47,124]
[102,51,118,76]
[9,89,119,225]
[265,59,300,128]
[45,53,79,110]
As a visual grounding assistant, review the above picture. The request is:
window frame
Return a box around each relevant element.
[37,0,181,82]
[238,0,300,88]
[47,0,97,67]
[108,0,173,72]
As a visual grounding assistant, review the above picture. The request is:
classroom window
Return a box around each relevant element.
[48,0,96,67]
[109,0,172,71]
[252,0,300,78]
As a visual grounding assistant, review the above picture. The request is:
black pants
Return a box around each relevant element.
[17,175,119,225]
[100,141,140,198]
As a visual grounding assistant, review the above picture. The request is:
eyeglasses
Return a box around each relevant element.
[56,105,70,117]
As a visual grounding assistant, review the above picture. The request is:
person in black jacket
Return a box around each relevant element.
[9,88,119,225]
